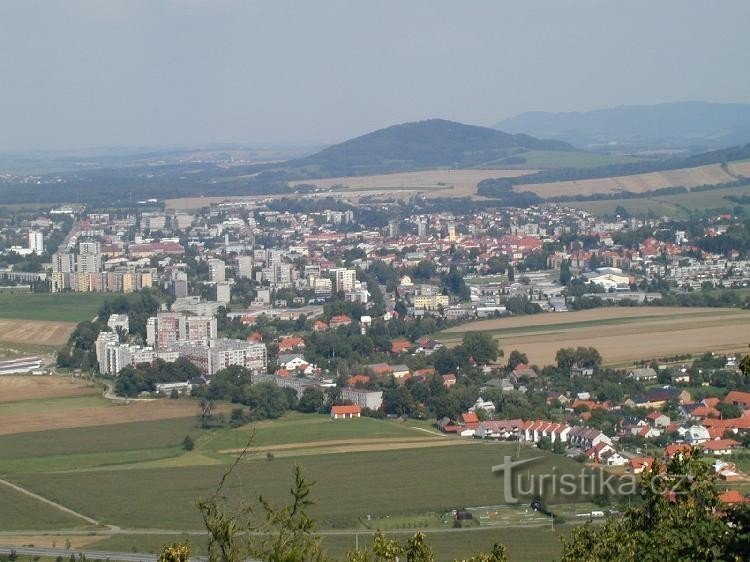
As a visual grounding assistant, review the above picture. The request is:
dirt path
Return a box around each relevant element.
[0,478,99,526]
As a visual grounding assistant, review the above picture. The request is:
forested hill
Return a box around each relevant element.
[495,101,750,150]
[286,119,574,176]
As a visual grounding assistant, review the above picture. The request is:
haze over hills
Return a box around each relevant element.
[285,119,574,177]
[494,101,750,151]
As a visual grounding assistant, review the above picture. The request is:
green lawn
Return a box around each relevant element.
[202,413,430,451]
[0,484,85,530]
[10,443,618,531]
[0,292,111,322]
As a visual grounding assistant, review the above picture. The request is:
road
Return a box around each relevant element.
[0,545,208,562]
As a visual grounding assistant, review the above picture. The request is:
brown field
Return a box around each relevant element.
[0,319,76,347]
[0,535,104,549]
[290,169,534,199]
[0,376,98,403]
[440,307,750,366]
[0,400,207,436]
[518,163,739,197]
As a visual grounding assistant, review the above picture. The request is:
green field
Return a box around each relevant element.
[90,525,568,562]
[0,406,605,561]
[0,484,85,530]
[0,417,202,463]
[10,441,614,530]
[201,413,430,451]
[0,292,111,322]
[481,150,643,170]
[574,183,750,217]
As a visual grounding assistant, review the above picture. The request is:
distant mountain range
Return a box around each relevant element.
[285,118,573,176]
[494,101,750,151]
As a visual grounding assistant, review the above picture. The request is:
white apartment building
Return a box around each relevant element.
[28,231,43,254]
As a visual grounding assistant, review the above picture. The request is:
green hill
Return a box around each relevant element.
[288,119,574,176]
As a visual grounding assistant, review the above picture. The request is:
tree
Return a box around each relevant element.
[297,387,325,413]
[182,435,194,451]
[462,332,501,365]
[560,260,572,285]
[560,448,750,561]
[199,398,215,429]
[506,350,528,371]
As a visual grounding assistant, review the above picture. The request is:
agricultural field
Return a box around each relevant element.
[574,183,750,217]
[8,441,609,530]
[519,162,743,197]
[0,319,76,349]
[439,306,750,366]
[0,484,85,531]
[0,292,110,323]
[289,169,533,199]
[0,375,98,403]
[483,149,645,169]
[0,376,205,436]
[89,525,568,562]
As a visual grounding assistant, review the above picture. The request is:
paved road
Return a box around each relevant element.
[0,545,209,562]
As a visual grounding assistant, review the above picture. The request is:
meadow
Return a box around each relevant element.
[0,292,110,323]
[439,307,750,366]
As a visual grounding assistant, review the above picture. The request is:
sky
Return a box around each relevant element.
[2,0,750,151]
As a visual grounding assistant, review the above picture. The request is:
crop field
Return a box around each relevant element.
[0,292,110,323]
[9,441,610,531]
[0,318,76,348]
[518,162,743,197]
[89,525,568,562]
[439,307,750,366]
[574,183,750,217]
[0,395,203,435]
[289,169,534,199]
[0,394,603,561]
[0,484,84,530]
[0,375,98,403]
[483,149,644,169]
[203,413,436,451]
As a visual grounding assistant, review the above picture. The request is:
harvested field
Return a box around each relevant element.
[289,169,534,198]
[0,376,98,403]
[518,163,740,197]
[0,319,76,347]
[440,307,750,366]
[0,399,205,436]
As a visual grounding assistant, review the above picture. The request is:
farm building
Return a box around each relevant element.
[331,405,362,419]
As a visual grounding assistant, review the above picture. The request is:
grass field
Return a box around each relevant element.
[9,442,607,531]
[439,307,750,366]
[0,292,110,323]
[0,484,84,530]
[575,183,750,217]
[202,413,432,451]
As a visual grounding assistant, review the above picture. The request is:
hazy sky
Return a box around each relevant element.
[2,0,750,151]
